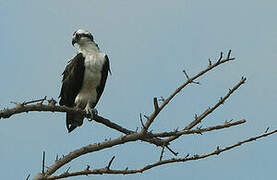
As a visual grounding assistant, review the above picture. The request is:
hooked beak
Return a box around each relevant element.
[72,38,77,46]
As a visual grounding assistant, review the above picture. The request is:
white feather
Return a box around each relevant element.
[74,40,106,113]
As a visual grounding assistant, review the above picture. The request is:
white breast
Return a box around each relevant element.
[75,52,106,109]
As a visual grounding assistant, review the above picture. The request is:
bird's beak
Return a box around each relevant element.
[72,38,77,46]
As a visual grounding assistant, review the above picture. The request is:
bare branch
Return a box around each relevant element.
[159,146,165,161]
[12,96,47,107]
[65,167,71,173]
[139,113,146,130]
[164,77,246,144]
[42,151,46,175]
[227,50,232,59]
[44,133,142,176]
[153,97,159,112]
[208,58,212,67]
[0,98,169,149]
[217,52,223,62]
[149,119,246,138]
[141,50,235,133]
[165,145,178,156]
[183,70,190,79]
[183,70,200,84]
[143,115,149,120]
[185,77,246,130]
[46,128,277,179]
[0,102,133,135]
[26,174,30,180]
[36,118,243,179]
[106,156,116,170]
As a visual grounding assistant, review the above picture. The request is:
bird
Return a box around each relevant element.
[59,29,111,133]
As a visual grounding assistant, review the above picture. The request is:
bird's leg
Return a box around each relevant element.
[88,108,98,121]
[85,104,98,121]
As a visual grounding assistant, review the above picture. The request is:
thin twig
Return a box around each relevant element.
[159,146,165,161]
[153,97,159,112]
[11,97,47,107]
[65,167,71,173]
[139,113,146,130]
[106,156,116,170]
[265,127,270,133]
[55,154,59,162]
[183,70,190,79]
[208,59,212,67]
[165,146,178,156]
[42,151,45,174]
[183,70,200,84]
[217,52,223,62]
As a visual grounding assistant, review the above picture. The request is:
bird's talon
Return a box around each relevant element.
[88,108,98,121]
[93,108,98,115]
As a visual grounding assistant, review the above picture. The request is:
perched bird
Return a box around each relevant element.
[59,29,111,133]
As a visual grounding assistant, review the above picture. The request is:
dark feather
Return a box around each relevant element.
[59,53,85,133]
[59,53,85,106]
[93,55,111,107]
[66,112,83,133]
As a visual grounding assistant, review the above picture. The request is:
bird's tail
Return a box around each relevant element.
[66,112,84,133]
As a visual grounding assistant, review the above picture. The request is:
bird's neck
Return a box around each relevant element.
[78,41,99,55]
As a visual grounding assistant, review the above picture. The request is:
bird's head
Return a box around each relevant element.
[72,29,94,46]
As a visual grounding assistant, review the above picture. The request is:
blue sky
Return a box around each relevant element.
[1,1,277,179]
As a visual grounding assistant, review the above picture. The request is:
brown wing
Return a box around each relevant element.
[59,53,85,107]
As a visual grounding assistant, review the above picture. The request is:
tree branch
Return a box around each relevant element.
[185,77,246,130]
[141,50,235,133]
[44,133,142,176]
[35,119,246,178]
[42,151,46,175]
[148,119,246,138]
[163,76,246,144]
[106,156,116,170]
[45,128,277,179]
[33,119,245,178]
[0,102,132,134]
[0,100,169,148]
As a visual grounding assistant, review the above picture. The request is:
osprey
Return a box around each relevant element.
[59,29,111,133]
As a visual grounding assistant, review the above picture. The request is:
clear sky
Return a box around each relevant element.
[1,1,277,179]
